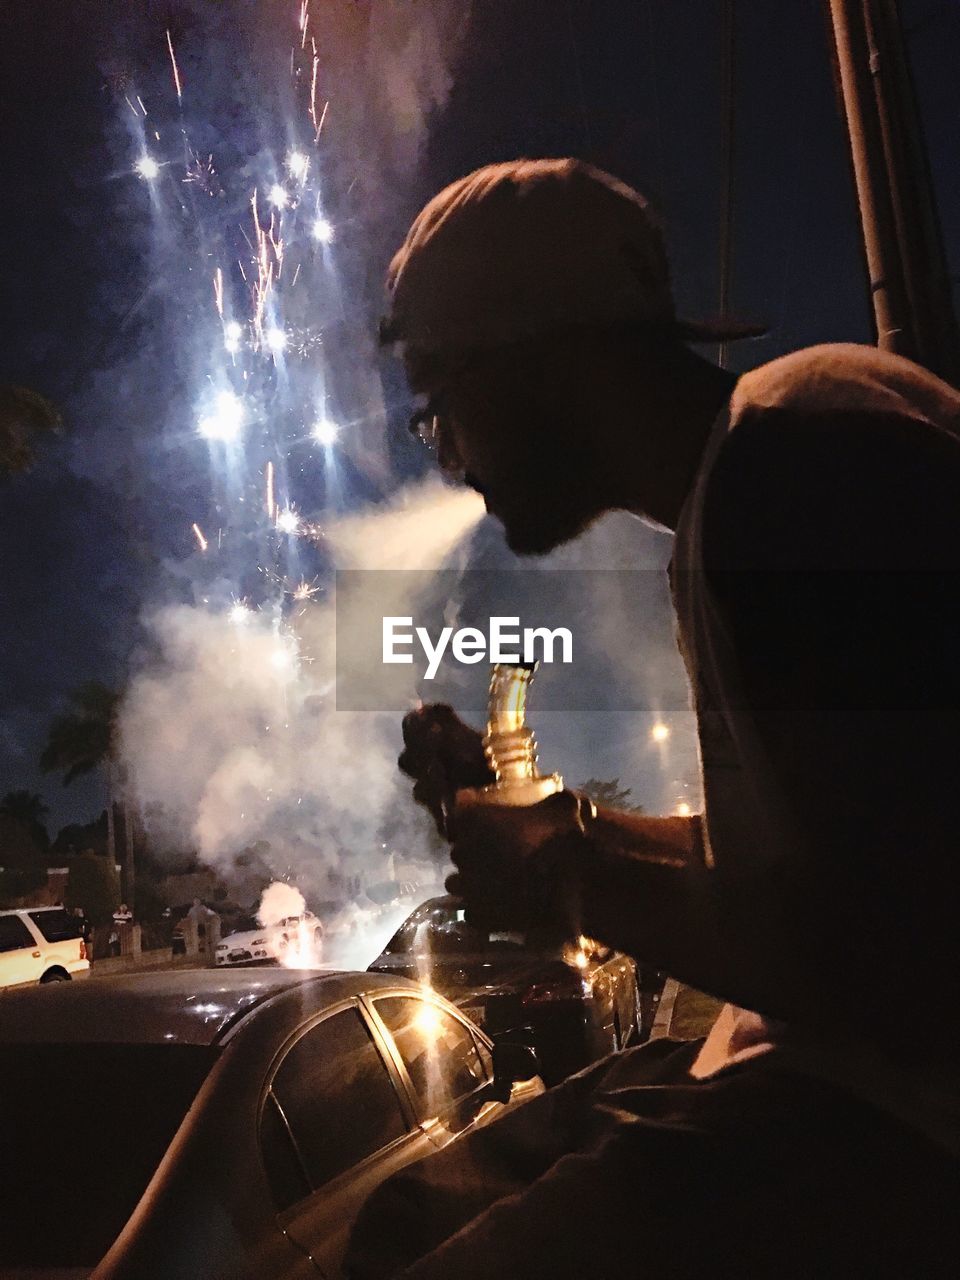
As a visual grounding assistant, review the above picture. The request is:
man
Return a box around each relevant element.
[355,159,960,1275]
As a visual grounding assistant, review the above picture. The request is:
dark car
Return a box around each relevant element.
[369,895,659,1084]
[0,968,541,1279]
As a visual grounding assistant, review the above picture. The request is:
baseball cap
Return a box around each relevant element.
[383,158,761,352]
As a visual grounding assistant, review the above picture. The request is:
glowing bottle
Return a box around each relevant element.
[472,662,563,806]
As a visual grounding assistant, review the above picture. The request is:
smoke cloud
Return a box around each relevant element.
[119,479,483,924]
[257,880,307,929]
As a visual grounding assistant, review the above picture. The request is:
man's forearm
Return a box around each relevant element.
[572,810,745,1006]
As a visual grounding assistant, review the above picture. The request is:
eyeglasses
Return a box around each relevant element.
[408,398,464,474]
[408,401,443,449]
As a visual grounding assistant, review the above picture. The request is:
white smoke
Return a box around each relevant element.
[120,479,483,922]
[256,880,307,929]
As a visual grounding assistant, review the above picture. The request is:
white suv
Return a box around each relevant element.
[0,907,90,989]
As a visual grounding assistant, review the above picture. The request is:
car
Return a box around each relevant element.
[0,906,89,989]
[214,911,324,967]
[369,894,657,1085]
[0,967,542,1279]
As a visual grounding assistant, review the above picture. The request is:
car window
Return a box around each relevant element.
[385,905,526,956]
[475,1035,493,1079]
[264,1006,407,1204]
[28,909,82,943]
[260,1092,310,1211]
[0,915,35,952]
[374,996,488,1118]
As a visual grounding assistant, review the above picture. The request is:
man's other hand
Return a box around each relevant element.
[398,703,495,835]
[446,789,588,939]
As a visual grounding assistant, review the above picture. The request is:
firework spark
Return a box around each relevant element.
[228,600,252,626]
[265,460,276,521]
[191,522,208,551]
[249,191,286,341]
[292,578,320,602]
[223,320,242,353]
[312,416,338,445]
[276,506,300,535]
[287,150,309,182]
[213,267,224,318]
[165,29,183,104]
[315,98,329,142]
[136,155,159,180]
[270,630,300,676]
[311,215,334,244]
[184,151,220,196]
[264,325,287,354]
[198,390,245,442]
[309,56,320,135]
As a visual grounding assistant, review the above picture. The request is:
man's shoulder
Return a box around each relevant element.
[729,342,960,433]
[700,346,960,570]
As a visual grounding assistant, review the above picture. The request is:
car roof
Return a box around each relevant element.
[0,968,422,1047]
[0,905,63,915]
[400,895,459,916]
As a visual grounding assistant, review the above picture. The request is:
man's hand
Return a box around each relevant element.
[399,704,495,835]
[446,789,589,940]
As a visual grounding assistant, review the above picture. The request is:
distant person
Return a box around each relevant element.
[186,897,220,953]
[362,159,960,1274]
[72,906,91,947]
[109,903,133,957]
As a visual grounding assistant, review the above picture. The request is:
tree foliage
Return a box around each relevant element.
[52,813,108,858]
[0,790,49,849]
[65,849,121,926]
[0,811,49,903]
[576,777,645,813]
[0,384,61,476]
[40,682,120,785]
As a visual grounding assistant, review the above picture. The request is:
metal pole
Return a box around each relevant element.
[717,0,736,370]
[825,0,960,383]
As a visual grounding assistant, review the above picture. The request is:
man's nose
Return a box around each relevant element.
[437,429,464,475]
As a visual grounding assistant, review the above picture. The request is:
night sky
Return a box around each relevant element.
[1,0,957,835]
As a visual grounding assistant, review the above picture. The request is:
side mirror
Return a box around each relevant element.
[488,1039,541,1102]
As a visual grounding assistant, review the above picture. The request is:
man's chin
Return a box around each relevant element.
[501,509,591,557]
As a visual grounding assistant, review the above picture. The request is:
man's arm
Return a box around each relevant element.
[447,795,784,1012]
[576,808,746,996]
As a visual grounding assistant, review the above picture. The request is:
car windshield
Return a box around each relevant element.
[383,905,529,957]
[0,1042,217,1267]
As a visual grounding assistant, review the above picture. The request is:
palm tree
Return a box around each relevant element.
[40,683,136,906]
[0,384,61,476]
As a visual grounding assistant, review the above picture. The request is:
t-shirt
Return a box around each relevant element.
[344,1037,960,1279]
[670,343,960,1042]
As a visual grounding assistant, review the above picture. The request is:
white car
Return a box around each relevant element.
[0,906,90,989]
[215,912,323,967]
